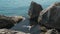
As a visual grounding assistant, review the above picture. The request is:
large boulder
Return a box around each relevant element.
[38,2,60,31]
[0,15,25,29]
[28,1,43,26]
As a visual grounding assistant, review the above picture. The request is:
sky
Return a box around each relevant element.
[0,0,60,8]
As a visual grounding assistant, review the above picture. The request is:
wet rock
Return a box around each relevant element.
[0,15,25,29]
[0,29,26,34]
[28,1,43,26]
[38,2,60,31]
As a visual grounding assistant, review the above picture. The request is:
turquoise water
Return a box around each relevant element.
[0,0,60,34]
[0,7,29,17]
[0,0,60,17]
[0,0,60,16]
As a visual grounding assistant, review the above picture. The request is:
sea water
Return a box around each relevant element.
[0,0,60,34]
[0,0,60,16]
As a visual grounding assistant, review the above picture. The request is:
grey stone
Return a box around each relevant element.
[38,2,60,31]
[0,15,25,29]
[28,1,43,26]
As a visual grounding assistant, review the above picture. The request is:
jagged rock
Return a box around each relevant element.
[0,15,25,29]
[38,2,60,31]
[28,1,43,26]
[0,29,26,34]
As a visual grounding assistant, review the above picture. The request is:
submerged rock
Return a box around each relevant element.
[0,15,25,29]
[38,2,60,31]
[28,1,43,26]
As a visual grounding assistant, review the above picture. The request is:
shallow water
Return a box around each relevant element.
[0,0,60,34]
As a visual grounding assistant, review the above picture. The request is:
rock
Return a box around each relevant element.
[40,26,47,32]
[38,2,60,31]
[45,29,59,34]
[28,1,43,26]
[40,29,59,34]
[0,15,25,29]
[0,29,26,34]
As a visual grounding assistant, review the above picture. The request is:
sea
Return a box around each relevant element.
[0,0,60,34]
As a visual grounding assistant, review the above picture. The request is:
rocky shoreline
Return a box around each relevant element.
[0,1,60,34]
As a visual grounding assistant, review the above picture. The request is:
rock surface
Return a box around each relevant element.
[38,2,60,31]
[40,29,59,34]
[0,28,59,34]
[0,29,28,34]
[28,1,43,26]
[45,29,59,34]
[0,15,25,29]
